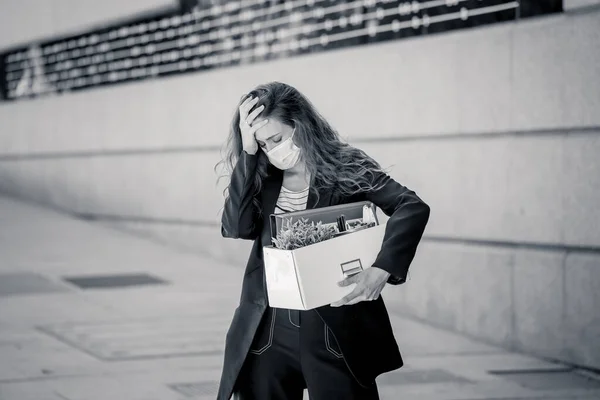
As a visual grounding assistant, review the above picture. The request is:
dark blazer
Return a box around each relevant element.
[217,150,430,400]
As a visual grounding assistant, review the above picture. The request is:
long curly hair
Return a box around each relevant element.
[214,81,390,218]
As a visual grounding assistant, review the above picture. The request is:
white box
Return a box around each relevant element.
[263,223,387,310]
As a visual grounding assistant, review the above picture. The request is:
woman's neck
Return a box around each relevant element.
[284,161,311,182]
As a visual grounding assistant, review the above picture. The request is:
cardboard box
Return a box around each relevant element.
[263,222,387,310]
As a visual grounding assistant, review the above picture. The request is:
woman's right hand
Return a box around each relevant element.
[239,96,268,155]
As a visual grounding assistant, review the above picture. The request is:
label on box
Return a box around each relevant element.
[340,258,363,277]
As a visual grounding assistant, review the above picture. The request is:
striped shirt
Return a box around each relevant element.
[274,185,309,214]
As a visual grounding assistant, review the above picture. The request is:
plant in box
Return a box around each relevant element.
[272,217,377,250]
[272,218,337,250]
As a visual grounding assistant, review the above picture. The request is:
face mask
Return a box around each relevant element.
[266,127,301,170]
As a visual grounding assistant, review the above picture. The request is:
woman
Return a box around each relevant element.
[215,82,430,400]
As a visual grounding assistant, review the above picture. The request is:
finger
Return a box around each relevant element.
[363,288,382,301]
[330,294,354,307]
[238,97,252,118]
[240,95,256,108]
[240,95,253,108]
[240,96,259,116]
[332,294,366,307]
[330,300,345,307]
[344,296,366,305]
[330,288,363,307]
[246,104,265,123]
[338,273,360,287]
[249,119,269,134]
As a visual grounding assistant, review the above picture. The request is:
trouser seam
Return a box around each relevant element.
[324,324,344,358]
[289,309,300,327]
[249,308,276,355]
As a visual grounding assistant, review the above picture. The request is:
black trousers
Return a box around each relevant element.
[235,306,380,400]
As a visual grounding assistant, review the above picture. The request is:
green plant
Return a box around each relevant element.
[272,218,337,250]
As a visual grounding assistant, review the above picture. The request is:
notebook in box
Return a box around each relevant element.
[269,200,379,244]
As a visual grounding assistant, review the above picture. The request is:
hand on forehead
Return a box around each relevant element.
[254,119,292,143]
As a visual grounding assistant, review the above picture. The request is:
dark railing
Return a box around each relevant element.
[0,0,561,102]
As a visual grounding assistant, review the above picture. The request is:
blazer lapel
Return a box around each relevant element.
[264,169,283,209]
[260,168,283,246]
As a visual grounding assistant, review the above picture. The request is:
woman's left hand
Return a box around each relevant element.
[330,266,391,307]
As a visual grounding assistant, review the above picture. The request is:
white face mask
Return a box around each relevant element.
[266,127,301,170]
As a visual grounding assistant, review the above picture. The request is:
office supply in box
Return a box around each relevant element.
[269,201,379,244]
[263,201,386,310]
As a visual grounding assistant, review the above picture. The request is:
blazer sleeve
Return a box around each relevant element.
[365,170,431,285]
[221,150,263,240]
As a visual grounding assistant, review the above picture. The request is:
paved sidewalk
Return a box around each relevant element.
[0,194,599,400]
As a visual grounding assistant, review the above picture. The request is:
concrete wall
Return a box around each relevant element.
[1,6,599,370]
[565,0,600,11]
